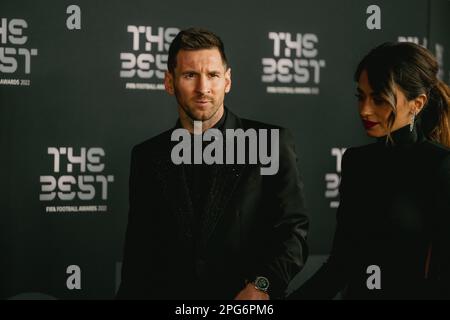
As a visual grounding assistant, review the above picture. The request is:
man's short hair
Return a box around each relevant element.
[167,27,228,74]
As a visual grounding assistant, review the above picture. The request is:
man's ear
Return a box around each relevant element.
[164,71,174,95]
[412,93,427,114]
[225,67,232,93]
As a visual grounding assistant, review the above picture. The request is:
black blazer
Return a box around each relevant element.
[117,109,309,299]
[289,124,450,299]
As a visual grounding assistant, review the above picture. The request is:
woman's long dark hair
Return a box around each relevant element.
[355,42,450,147]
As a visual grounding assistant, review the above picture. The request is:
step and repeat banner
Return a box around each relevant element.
[1,0,449,299]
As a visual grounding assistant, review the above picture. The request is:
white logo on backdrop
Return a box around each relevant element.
[398,36,428,48]
[120,25,179,90]
[325,147,346,208]
[39,147,115,214]
[0,18,38,86]
[435,43,444,81]
[262,31,326,95]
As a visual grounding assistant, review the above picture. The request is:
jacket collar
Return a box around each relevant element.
[376,122,425,148]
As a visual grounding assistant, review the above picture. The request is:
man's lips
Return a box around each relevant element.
[194,98,212,105]
[362,119,379,129]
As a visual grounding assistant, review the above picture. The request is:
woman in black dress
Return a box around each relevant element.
[289,42,450,299]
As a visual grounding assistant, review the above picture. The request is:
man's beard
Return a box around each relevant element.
[175,92,220,122]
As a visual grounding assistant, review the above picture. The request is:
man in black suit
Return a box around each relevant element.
[117,28,308,300]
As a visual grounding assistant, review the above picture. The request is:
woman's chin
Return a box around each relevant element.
[365,129,385,138]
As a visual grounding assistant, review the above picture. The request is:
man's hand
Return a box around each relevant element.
[234,283,270,300]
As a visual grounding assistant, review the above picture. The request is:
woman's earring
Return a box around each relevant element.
[410,111,416,132]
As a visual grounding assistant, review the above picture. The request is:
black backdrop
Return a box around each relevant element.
[1,0,449,299]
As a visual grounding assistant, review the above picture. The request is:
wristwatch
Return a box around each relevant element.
[251,276,270,293]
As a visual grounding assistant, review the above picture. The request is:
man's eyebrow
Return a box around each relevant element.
[180,70,198,75]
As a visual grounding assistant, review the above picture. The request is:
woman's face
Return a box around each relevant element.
[356,70,416,138]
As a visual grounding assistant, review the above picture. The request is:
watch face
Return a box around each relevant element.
[255,277,269,290]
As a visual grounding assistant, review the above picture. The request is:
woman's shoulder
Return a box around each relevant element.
[419,140,450,158]
[417,140,449,168]
[416,141,450,181]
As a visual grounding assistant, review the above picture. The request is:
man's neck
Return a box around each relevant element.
[179,106,224,133]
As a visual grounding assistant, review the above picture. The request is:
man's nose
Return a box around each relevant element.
[196,75,211,94]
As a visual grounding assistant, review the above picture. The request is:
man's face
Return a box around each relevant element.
[165,48,231,122]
